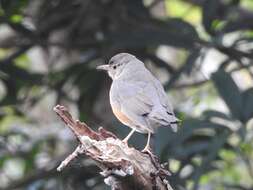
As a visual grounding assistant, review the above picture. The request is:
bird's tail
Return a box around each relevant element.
[148,107,179,132]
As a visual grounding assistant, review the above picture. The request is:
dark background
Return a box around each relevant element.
[0,0,253,189]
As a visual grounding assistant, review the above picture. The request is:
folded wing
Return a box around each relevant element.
[116,79,178,133]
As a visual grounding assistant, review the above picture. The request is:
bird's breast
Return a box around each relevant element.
[111,106,133,126]
[109,83,132,126]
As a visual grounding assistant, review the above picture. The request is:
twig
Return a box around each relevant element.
[57,145,83,172]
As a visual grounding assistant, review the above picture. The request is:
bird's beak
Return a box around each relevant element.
[96,64,110,71]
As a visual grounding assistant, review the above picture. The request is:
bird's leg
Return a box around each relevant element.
[122,128,135,145]
[142,132,152,153]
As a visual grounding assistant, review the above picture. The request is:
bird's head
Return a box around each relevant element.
[96,53,137,80]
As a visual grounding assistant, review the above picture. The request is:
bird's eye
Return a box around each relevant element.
[113,65,116,69]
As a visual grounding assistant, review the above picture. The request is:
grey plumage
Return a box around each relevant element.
[108,53,179,133]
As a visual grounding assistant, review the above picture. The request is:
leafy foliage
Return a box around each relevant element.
[0,0,253,190]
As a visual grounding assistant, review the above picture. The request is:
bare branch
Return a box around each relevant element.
[54,105,174,190]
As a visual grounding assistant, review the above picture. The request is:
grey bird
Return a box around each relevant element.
[97,53,179,152]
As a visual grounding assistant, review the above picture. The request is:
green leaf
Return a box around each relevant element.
[202,110,232,120]
[222,17,253,33]
[174,135,212,158]
[108,18,200,49]
[202,0,221,35]
[0,0,28,15]
[176,119,228,144]
[212,69,243,121]
[160,118,228,160]
[192,130,230,188]
[10,14,23,23]
[184,48,200,75]
[126,1,150,18]
[242,88,253,122]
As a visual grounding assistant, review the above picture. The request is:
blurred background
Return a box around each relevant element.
[0,0,253,189]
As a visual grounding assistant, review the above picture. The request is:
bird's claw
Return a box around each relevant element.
[141,146,153,155]
[122,139,129,147]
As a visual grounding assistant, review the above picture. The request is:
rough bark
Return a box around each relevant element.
[54,105,174,190]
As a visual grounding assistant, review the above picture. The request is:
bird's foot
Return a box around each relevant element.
[141,146,153,155]
[122,129,135,147]
[122,139,129,147]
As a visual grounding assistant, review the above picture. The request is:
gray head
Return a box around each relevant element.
[96,53,137,80]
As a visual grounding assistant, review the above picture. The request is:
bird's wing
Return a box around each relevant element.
[140,69,179,131]
[151,77,179,131]
[130,68,175,114]
[115,80,157,132]
[152,77,174,113]
[113,69,179,132]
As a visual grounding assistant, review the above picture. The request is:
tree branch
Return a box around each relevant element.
[53,105,174,190]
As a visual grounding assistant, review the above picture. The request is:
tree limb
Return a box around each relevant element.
[53,105,174,190]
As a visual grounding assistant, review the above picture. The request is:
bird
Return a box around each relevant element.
[96,53,179,152]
